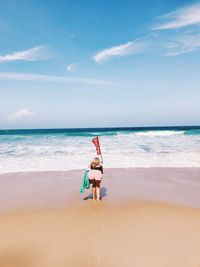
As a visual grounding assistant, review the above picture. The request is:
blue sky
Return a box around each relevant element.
[0,0,200,129]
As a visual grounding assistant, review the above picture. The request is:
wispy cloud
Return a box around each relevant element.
[153,2,200,30]
[8,108,36,122]
[164,32,200,56]
[0,72,113,86]
[66,63,76,72]
[0,46,50,63]
[93,40,146,63]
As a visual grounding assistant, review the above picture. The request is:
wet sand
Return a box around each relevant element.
[0,168,200,211]
[0,168,200,266]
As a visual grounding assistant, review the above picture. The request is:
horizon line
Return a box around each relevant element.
[1,125,200,132]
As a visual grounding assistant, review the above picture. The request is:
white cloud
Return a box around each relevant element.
[154,3,200,30]
[0,72,113,86]
[66,63,76,72]
[93,40,146,63]
[8,108,36,122]
[164,33,200,56]
[0,46,49,63]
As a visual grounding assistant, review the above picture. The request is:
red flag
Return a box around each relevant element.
[92,136,101,155]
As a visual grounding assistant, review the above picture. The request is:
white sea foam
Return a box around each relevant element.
[133,130,185,137]
[0,131,200,173]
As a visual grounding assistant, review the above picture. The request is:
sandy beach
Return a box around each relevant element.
[1,0,200,265]
[0,168,200,267]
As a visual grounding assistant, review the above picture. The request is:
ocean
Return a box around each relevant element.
[0,126,200,174]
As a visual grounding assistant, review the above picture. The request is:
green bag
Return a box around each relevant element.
[80,170,90,193]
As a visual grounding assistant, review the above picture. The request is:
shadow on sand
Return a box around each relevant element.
[83,187,108,201]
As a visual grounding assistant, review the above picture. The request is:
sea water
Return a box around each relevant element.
[0,126,200,174]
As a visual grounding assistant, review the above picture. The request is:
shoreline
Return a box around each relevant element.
[0,167,200,213]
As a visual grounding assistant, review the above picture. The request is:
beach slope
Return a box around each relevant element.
[0,168,200,267]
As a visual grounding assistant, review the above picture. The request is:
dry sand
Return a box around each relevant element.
[0,168,200,267]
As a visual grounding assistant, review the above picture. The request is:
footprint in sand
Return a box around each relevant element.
[99,222,106,228]
[91,235,97,245]
[93,253,102,266]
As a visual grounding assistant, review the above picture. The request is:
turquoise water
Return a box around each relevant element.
[0,126,200,173]
[0,126,200,137]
